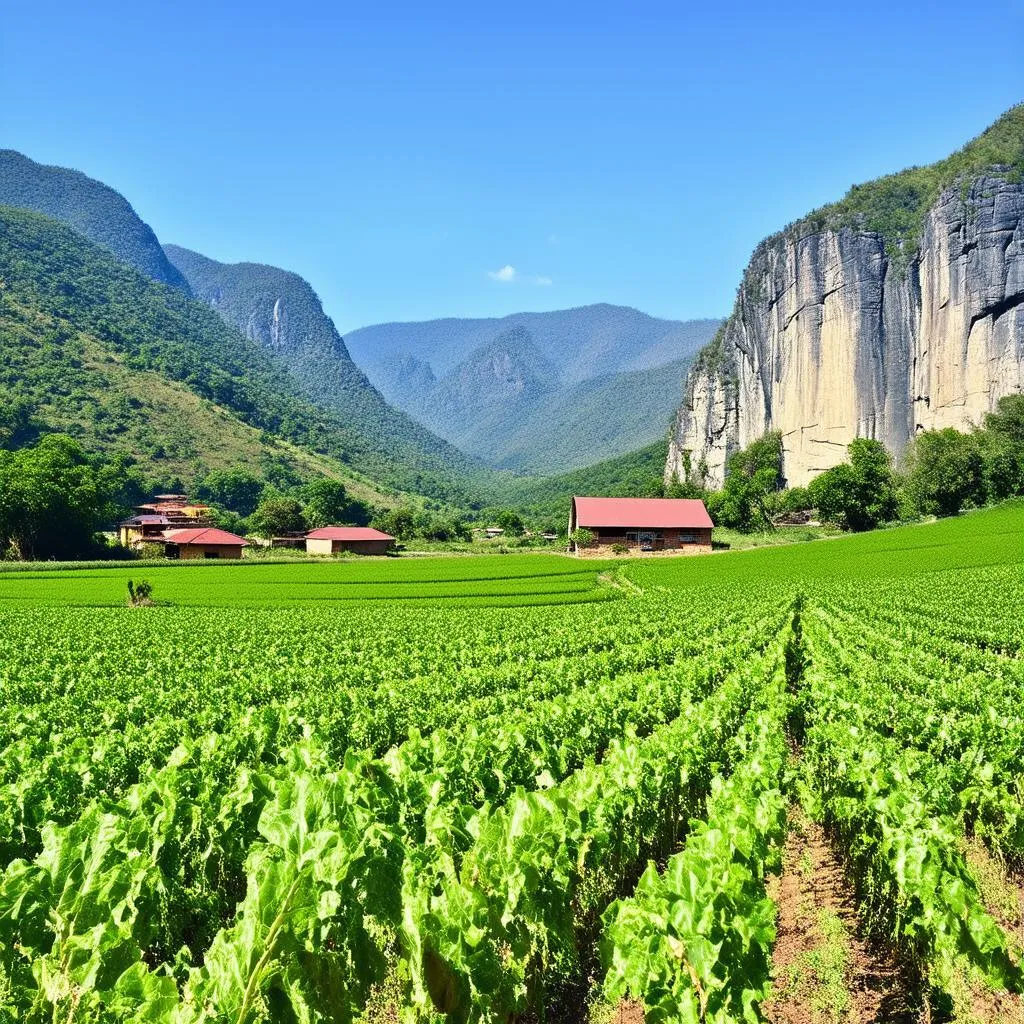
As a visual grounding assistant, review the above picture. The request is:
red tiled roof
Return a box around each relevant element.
[572,497,714,529]
[306,527,396,542]
[163,528,248,546]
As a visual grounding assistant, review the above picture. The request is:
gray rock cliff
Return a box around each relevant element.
[667,173,1024,488]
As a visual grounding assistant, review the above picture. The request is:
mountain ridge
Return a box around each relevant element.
[0,150,190,291]
[347,306,720,472]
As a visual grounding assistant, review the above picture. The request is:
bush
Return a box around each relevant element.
[611,542,629,555]
[809,439,899,531]
[127,578,154,606]
[905,429,985,517]
[570,528,595,550]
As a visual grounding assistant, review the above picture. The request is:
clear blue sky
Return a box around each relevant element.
[3,1,1022,334]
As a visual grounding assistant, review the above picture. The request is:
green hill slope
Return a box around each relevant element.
[163,244,489,494]
[0,150,190,290]
[0,206,475,502]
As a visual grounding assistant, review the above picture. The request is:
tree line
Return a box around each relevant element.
[668,394,1024,533]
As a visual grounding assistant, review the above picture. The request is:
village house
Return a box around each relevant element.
[119,494,214,549]
[568,496,713,556]
[163,527,248,560]
[305,526,396,556]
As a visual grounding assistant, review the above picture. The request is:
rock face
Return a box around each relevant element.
[667,175,1024,488]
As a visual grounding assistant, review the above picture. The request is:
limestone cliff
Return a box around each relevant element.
[668,108,1024,489]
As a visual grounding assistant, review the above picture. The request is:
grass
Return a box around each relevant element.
[0,553,614,608]
[782,909,852,1022]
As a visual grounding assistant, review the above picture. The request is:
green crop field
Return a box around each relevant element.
[0,503,1022,1023]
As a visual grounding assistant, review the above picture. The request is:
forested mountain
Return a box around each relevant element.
[161,245,482,493]
[346,306,719,471]
[0,150,189,290]
[0,206,482,503]
[669,103,1024,489]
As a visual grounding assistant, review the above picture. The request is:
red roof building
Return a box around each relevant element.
[569,496,713,556]
[305,526,396,556]
[163,528,248,560]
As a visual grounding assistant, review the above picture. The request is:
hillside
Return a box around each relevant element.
[0,150,189,291]
[347,306,719,470]
[669,103,1024,489]
[497,439,669,521]
[163,244,490,496]
[0,206,473,503]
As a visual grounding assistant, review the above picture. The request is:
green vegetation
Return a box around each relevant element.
[0,205,488,507]
[0,503,1020,1022]
[0,434,138,559]
[345,307,719,474]
[0,149,189,289]
[792,103,1024,260]
[497,439,669,521]
[163,245,488,497]
[809,437,898,531]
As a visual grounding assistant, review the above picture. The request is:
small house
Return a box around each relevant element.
[568,497,713,555]
[119,514,172,548]
[163,527,248,560]
[305,527,396,556]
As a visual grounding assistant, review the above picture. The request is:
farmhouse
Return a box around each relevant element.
[119,494,213,549]
[569,496,713,555]
[305,526,396,556]
[163,527,248,560]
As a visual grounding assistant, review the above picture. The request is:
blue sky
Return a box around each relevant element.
[3,1,1022,334]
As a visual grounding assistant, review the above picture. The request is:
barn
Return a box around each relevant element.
[569,496,713,555]
[163,527,248,560]
[305,527,396,556]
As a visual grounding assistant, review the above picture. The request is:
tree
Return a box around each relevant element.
[713,432,784,532]
[248,496,307,538]
[196,468,265,517]
[372,506,417,541]
[905,428,985,516]
[494,509,526,537]
[0,435,128,560]
[809,438,898,531]
[980,395,1024,500]
[301,479,370,528]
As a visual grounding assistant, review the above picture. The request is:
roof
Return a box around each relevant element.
[572,497,714,529]
[123,515,171,525]
[306,527,396,542]
[162,528,248,546]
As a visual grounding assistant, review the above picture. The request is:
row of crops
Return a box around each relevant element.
[0,509,1022,1022]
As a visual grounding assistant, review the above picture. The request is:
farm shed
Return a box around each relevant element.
[569,497,713,556]
[306,527,396,556]
[163,527,248,560]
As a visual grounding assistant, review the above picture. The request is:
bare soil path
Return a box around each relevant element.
[762,810,917,1024]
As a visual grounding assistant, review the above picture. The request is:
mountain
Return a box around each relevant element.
[499,439,669,523]
[346,306,720,471]
[0,205,478,505]
[0,150,189,291]
[668,104,1024,489]
[163,244,485,496]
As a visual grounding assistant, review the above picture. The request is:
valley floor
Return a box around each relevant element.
[0,502,1021,1023]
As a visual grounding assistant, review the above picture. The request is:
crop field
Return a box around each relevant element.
[0,503,1022,1023]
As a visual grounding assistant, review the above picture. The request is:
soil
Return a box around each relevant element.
[609,999,645,1024]
[762,810,917,1024]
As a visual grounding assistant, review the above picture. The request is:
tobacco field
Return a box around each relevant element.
[0,504,1022,1023]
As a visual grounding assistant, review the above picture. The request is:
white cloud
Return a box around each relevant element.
[488,264,517,282]
[533,275,553,286]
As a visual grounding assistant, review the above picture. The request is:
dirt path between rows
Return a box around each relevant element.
[762,810,916,1024]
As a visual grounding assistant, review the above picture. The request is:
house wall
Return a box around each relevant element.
[575,526,712,557]
[306,538,394,556]
[177,544,244,560]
